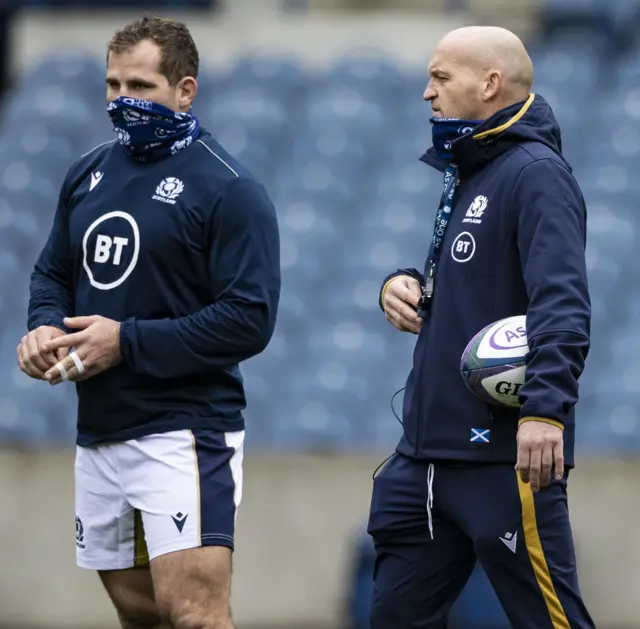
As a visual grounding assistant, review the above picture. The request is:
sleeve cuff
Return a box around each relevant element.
[380,276,404,310]
[518,416,565,431]
[378,269,425,311]
[119,318,136,369]
[28,318,69,333]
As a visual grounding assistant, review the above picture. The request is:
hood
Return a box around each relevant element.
[420,94,566,176]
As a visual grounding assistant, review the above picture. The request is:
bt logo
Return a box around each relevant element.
[94,234,129,265]
[82,211,140,290]
[451,232,476,263]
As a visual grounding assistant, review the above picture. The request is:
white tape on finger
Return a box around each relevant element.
[56,361,69,382]
[69,350,85,375]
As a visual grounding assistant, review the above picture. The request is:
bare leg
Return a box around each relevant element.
[99,565,168,629]
[151,546,234,629]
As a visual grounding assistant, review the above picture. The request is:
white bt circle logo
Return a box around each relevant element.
[451,231,476,263]
[82,211,140,291]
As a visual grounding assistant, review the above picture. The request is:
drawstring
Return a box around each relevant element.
[426,463,435,540]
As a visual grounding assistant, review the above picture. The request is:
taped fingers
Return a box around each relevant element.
[69,350,86,375]
[50,350,86,384]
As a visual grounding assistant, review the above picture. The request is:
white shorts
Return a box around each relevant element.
[74,429,244,571]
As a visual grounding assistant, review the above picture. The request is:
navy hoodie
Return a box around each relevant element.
[380,94,590,467]
[28,130,281,446]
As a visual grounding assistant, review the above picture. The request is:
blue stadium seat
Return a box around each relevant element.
[374,159,441,200]
[269,374,368,451]
[362,192,433,254]
[584,122,640,164]
[384,131,432,167]
[219,53,308,100]
[577,395,640,453]
[2,85,94,131]
[0,199,52,259]
[241,367,281,448]
[0,328,54,446]
[0,396,50,446]
[0,246,21,286]
[305,86,385,133]
[616,44,640,86]
[585,242,624,298]
[290,127,369,170]
[531,44,600,94]
[597,86,640,124]
[202,87,289,130]
[1,122,77,156]
[276,195,345,283]
[317,52,410,104]
[274,159,360,203]
[587,206,635,260]
[538,3,615,45]
[26,47,105,92]
[15,0,214,6]
[582,162,640,195]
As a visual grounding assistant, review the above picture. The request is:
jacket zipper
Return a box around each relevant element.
[414,316,429,457]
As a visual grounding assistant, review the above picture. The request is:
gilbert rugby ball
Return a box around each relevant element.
[460,315,529,408]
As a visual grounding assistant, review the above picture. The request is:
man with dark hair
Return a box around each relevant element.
[368,25,595,629]
[17,16,280,629]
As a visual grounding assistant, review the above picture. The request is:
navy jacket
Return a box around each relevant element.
[380,94,590,467]
[28,130,281,446]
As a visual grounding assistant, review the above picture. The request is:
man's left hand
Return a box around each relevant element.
[42,316,122,385]
[516,419,564,493]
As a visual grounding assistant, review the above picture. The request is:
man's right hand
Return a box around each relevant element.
[381,275,424,334]
[17,326,69,380]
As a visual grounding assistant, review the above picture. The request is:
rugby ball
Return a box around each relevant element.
[460,315,528,408]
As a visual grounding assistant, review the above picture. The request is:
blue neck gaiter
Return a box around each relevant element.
[107,96,200,163]
[430,117,483,163]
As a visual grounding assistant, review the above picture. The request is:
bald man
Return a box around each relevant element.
[367,26,595,629]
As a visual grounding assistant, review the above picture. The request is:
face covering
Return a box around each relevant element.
[107,96,200,162]
[430,116,483,163]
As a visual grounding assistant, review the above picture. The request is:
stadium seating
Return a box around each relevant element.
[10,0,214,8]
[1,7,639,454]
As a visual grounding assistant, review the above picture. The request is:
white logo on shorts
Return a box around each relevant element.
[451,232,476,263]
[82,211,140,290]
[76,516,86,549]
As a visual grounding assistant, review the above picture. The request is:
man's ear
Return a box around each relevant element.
[483,70,502,103]
[178,76,197,111]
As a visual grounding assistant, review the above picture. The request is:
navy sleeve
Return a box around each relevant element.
[513,158,591,425]
[27,181,75,332]
[378,268,425,311]
[120,177,281,378]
